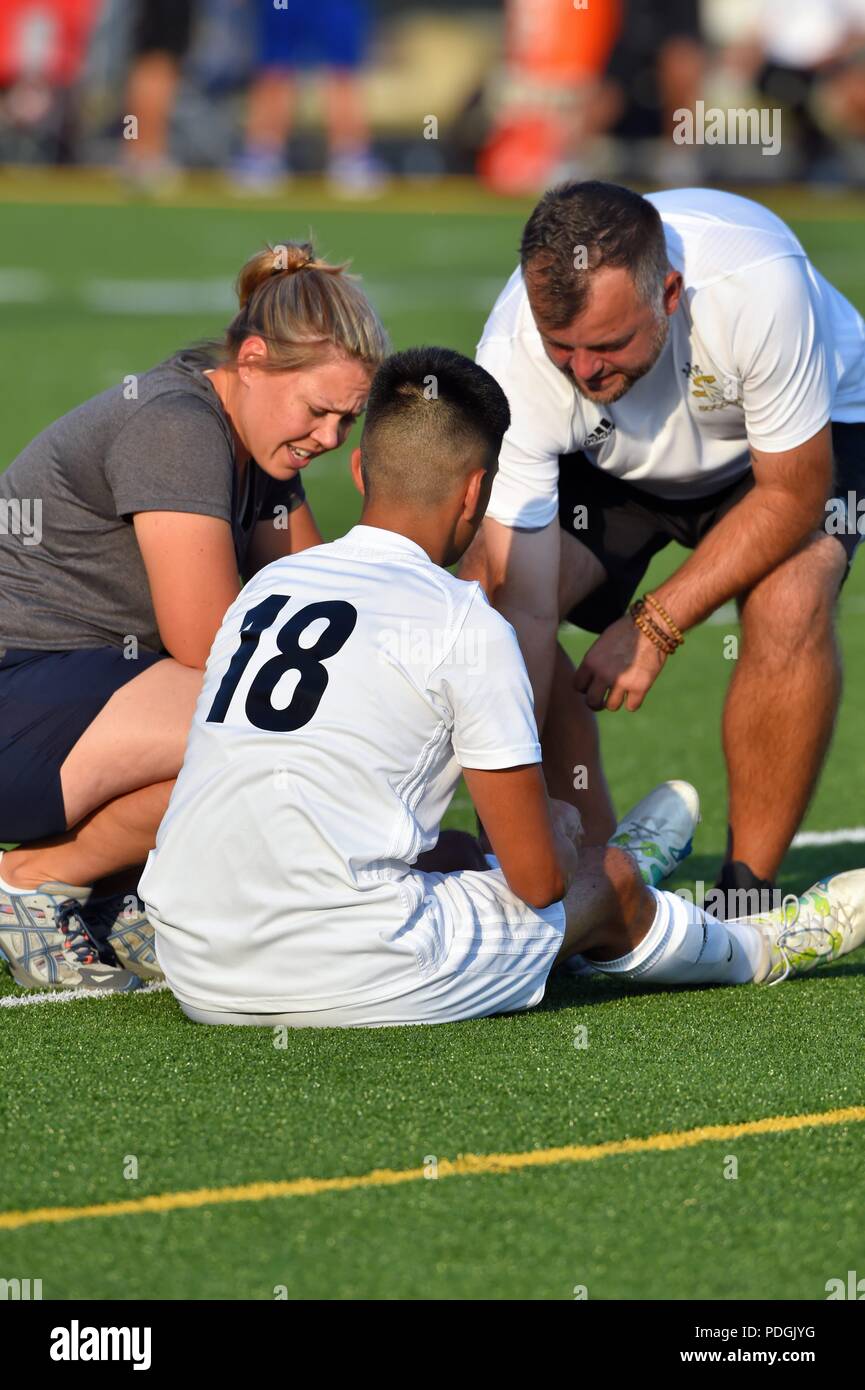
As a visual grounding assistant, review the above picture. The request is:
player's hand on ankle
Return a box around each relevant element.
[549,798,583,849]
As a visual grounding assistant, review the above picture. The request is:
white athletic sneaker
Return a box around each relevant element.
[86,893,163,981]
[565,780,700,978]
[609,780,701,887]
[740,870,865,985]
[0,882,142,992]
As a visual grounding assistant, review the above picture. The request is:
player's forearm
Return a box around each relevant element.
[652,484,824,631]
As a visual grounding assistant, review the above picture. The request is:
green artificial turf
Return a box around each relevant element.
[1,177,864,1299]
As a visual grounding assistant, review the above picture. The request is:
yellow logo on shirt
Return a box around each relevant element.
[682,362,742,411]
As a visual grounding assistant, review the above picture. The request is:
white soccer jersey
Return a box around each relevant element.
[139,525,543,1013]
[478,187,865,528]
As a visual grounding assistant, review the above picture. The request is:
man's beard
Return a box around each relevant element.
[567,313,669,404]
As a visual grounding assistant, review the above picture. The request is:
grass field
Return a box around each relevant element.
[1,174,864,1300]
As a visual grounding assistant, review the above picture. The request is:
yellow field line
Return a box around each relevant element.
[2,1104,862,1233]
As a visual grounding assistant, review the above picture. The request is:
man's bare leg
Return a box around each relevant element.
[539,531,618,836]
[721,533,845,886]
[543,643,617,843]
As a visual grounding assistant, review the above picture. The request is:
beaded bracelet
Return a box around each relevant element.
[629,600,679,656]
[644,592,684,646]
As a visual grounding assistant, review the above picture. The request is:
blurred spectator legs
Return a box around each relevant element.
[605,0,706,184]
[231,0,386,196]
[121,0,196,192]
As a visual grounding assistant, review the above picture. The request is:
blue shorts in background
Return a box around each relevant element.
[257,0,368,71]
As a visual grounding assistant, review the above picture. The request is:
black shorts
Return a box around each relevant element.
[132,0,197,59]
[0,646,165,845]
[557,421,865,634]
[606,0,701,137]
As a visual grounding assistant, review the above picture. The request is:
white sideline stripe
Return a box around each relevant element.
[791,827,865,847]
[0,273,504,315]
[0,980,169,1009]
[0,269,50,302]
[84,278,235,314]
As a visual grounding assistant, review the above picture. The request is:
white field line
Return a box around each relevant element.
[0,272,504,315]
[83,278,235,314]
[791,827,865,848]
[0,980,169,1009]
[0,269,50,302]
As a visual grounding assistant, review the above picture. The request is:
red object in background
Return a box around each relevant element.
[477,112,566,197]
[507,0,622,82]
[479,0,624,194]
[0,0,102,88]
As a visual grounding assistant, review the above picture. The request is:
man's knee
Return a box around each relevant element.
[739,533,845,651]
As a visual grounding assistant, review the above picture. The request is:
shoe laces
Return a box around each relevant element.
[769,893,844,985]
[614,818,670,853]
[617,818,656,839]
[56,899,103,967]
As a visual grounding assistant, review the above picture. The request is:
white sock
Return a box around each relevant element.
[589,887,765,987]
[0,850,25,895]
[0,851,88,898]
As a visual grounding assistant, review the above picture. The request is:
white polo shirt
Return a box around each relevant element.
[139,525,542,1013]
[477,187,865,527]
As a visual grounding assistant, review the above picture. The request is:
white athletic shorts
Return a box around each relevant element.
[175,865,566,1029]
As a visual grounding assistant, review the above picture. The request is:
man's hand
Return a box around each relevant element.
[574,614,667,712]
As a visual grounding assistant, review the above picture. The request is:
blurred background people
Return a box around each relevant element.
[478,0,622,195]
[722,0,865,181]
[231,0,386,197]
[0,0,863,190]
[604,0,706,184]
[121,0,199,192]
[0,0,100,163]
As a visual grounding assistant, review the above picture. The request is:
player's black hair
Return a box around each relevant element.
[520,180,670,328]
[360,346,511,504]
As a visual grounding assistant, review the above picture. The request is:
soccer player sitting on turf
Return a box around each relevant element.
[139,349,865,1028]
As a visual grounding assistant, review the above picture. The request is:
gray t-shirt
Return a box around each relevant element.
[0,348,305,657]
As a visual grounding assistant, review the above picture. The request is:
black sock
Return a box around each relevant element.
[713,860,777,920]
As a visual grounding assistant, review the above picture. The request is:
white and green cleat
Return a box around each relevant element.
[741,871,865,985]
[609,779,701,887]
